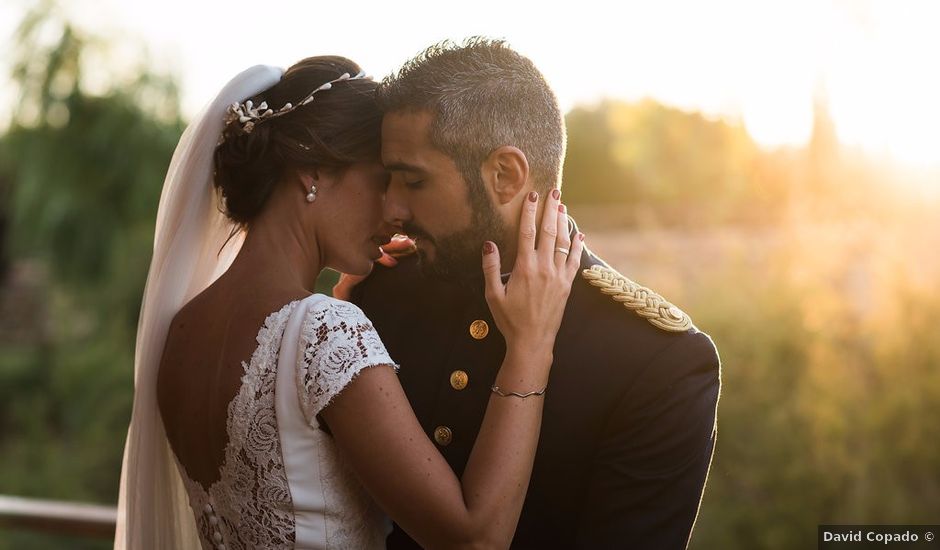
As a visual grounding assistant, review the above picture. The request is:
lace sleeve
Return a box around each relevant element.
[296,297,398,427]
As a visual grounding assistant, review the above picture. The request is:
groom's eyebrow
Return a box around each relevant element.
[384,161,425,174]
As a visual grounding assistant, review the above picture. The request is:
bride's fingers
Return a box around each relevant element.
[481,240,503,303]
[377,250,399,267]
[565,231,586,280]
[382,235,417,258]
[537,188,561,265]
[554,203,571,269]
[332,273,367,301]
[516,191,539,266]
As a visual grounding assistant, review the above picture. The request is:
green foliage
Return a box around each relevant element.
[0,2,182,519]
[0,530,108,550]
[679,231,940,549]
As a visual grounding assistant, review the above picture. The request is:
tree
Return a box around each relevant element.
[0,9,183,549]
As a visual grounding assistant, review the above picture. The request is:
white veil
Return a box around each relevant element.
[114,65,283,549]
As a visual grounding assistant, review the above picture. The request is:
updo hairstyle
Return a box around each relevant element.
[213,56,382,228]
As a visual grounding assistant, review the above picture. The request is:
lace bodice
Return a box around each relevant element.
[173,295,397,549]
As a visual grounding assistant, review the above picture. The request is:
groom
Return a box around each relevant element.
[350,38,721,549]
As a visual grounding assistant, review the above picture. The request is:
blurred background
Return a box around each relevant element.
[1,0,938,548]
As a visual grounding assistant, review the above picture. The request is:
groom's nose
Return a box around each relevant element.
[383,180,411,228]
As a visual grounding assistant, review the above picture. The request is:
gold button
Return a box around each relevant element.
[469,320,489,340]
[449,370,469,390]
[433,426,453,446]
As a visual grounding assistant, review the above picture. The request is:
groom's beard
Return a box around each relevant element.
[405,194,507,285]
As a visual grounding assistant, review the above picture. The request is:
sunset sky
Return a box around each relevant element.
[2,0,938,169]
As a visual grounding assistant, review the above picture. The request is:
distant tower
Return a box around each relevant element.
[806,81,839,192]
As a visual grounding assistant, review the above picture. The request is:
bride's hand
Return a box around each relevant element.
[481,189,584,356]
[381,234,418,259]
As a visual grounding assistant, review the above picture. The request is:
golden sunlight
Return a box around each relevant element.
[2,0,938,173]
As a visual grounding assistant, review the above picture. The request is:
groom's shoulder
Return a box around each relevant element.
[568,250,718,372]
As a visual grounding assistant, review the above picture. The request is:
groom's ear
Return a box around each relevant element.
[482,146,529,206]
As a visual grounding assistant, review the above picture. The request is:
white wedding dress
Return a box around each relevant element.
[172,293,396,549]
[114,66,402,549]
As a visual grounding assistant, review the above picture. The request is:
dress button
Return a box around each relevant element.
[209,515,219,526]
[469,320,489,340]
[449,370,469,390]
[203,503,213,514]
[433,426,453,446]
[213,531,223,543]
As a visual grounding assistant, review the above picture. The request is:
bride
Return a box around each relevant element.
[114,56,583,549]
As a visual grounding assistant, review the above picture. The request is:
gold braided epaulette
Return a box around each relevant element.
[581,265,693,332]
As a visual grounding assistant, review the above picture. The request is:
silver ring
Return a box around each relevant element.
[554,247,570,255]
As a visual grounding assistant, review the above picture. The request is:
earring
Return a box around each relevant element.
[305,185,317,203]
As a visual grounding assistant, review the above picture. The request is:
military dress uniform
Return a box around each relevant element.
[351,218,721,549]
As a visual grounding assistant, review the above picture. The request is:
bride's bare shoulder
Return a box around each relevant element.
[162,286,227,348]
[164,278,310,353]
[157,278,309,404]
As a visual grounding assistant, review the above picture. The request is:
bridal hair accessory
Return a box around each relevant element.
[224,70,371,136]
[305,185,317,203]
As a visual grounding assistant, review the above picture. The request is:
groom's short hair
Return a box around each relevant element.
[377,37,566,194]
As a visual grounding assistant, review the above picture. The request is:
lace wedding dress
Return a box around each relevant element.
[172,293,396,549]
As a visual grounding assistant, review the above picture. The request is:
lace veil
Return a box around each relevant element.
[114,65,284,549]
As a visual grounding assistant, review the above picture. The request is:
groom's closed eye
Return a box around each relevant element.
[385,160,428,184]
[388,169,427,191]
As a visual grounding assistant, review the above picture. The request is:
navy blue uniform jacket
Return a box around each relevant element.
[351,219,721,549]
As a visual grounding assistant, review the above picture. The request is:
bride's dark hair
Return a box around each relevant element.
[214,56,381,227]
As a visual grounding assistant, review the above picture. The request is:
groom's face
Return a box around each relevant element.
[381,110,505,281]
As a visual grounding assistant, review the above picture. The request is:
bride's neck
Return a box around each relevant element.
[227,210,322,293]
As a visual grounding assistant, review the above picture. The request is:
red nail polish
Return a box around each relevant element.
[551,188,560,200]
[528,191,538,202]
[558,204,566,213]
[579,233,585,241]
[483,241,495,254]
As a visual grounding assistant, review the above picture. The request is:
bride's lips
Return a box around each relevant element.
[370,232,400,260]
[371,234,394,247]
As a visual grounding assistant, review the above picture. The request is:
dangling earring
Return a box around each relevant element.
[305,185,317,203]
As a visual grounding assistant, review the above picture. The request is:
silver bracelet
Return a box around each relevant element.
[491,384,547,398]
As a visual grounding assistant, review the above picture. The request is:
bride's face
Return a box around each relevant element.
[318,161,395,276]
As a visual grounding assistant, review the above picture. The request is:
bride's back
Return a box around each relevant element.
[157,276,304,489]
[118,56,395,549]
